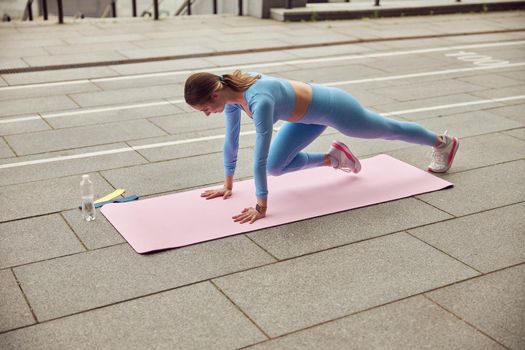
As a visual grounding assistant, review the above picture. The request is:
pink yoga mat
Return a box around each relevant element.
[101,155,452,253]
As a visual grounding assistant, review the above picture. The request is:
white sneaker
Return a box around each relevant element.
[428,131,459,173]
[328,140,361,174]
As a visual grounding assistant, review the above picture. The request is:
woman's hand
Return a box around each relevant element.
[232,206,266,224]
[200,187,232,200]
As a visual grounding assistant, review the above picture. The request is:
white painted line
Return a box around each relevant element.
[2,61,523,125]
[0,115,41,124]
[323,62,525,86]
[1,40,524,91]
[43,100,174,118]
[1,95,523,170]
[383,95,525,116]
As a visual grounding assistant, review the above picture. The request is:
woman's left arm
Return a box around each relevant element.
[232,95,274,224]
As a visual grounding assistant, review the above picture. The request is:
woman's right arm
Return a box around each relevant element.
[223,104,241,184]
[201,104,240,200]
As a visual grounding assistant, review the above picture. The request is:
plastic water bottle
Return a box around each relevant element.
[80,174,96,221]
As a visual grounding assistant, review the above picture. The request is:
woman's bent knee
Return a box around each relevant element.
[267,163,285,176]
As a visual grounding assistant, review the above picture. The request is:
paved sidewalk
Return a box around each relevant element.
[0,10,524,350]
[1,10,524,73]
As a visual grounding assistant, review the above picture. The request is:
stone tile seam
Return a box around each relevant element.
[2,28,525,75]
[209,280,271,340]
[237,261,525,349]
[243,235,280,262]
[1,136,18,158]
[123,140,154,164]
[503,130,525,142]
[5,256,524,339]
[10,268,38,324]
[3,198,523,275]
[1,116,521,171]
[421,294,513,350]
[58,212,89,252]
[36,112,55,131]
[64,93,84,110]
[405,231,484,274]
[412,196,456,218]
[1,135,522,193]
[142,118,172,138]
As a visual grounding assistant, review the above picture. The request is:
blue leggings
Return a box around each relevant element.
[267,84,437,176]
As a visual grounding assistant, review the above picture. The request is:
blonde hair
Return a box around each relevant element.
[184,69,261,105]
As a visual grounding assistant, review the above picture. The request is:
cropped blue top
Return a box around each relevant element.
[223,73,296,198]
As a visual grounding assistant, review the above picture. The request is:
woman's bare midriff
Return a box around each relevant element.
[287,79,312,122]
[239,80,312,121]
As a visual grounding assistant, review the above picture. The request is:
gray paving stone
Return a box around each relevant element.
[0,173,115,222]
[361,54,457,74]
[62,33,146,45]
[0,77,6,87]
[0,39,64,48]
[118,46,214,59]
[213,232,479,337]
[22,52,129,68]
[0,214,84,269]
[471,85,525,99]
[416,160,525,217]
[107,57,212,75]
[374,93,507,120]
[0,270,34,333]
[92,73,186,91]
[13,236,275,321]
[147,109,252,135]
[282,43,373,59]
[69,84,182,107]
[417,110,523,138]
[457,73,524,89]
[101,148,253,196]
[373,79,486,102]
[426,264,525,350]
[0,137,14,158]
[504,127,525,141]
[44,41,139,55]
[409,203,525,273]
[386,132,525,174]
[132,37,219,48]
[204,39,289,53]
[279,64,387,85]
[5,120,166,156]
[248,198,452,260]
[0,282,266,350]
[45,103,182,129]
[0,82,101,102]
[0,96,78,118]
[0,143,147,187]
[129,125,257,163]
[0,47,49,58]
[61,209,125,250]
[246,295,504,350]
[487,103,525,124]
[1,67,119,85]
[499,69,525,82]
[0,61,36,83]
[0,117,51,137]
[203,50,299,67]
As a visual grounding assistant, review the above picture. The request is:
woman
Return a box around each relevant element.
[184,70,459,224]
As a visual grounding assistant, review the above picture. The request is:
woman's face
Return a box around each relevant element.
[191,92,224,116]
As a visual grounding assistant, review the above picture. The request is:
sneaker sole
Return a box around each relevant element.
[331,141,362,173]
[428,137,459,173]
